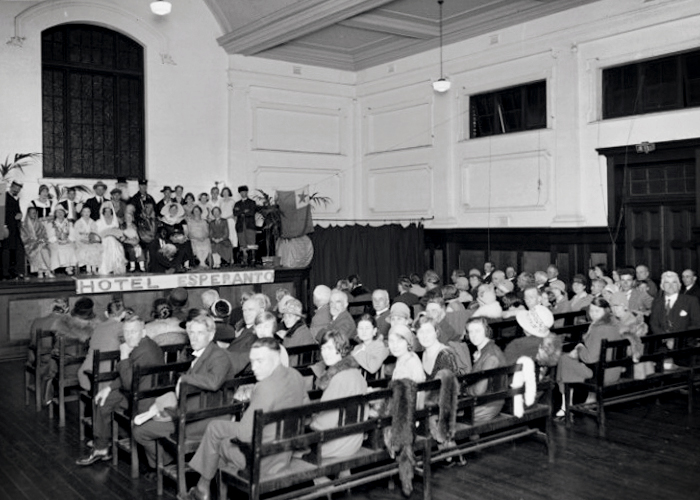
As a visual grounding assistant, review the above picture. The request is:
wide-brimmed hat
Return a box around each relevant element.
[281,298,305,318]
[160,186,173,193]
[71,297,95,320]
[237,185,249,193]
[386,302,411,323]
[516,305,553,338]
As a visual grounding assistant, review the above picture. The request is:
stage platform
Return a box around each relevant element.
[0,266,310,361]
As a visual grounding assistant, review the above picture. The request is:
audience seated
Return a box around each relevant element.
[312,330,368,460]
[387,324,425,386]
[618,267,653,317]
[319,290,355,343]
[226,294,266,375]
[681,268,700,302]
[186,337,308,500]
[277,298,316,348]
[133,313,236,473]
[78,299,126,391]
[465,317,507,423]
[425,297,461,344]
[144,299,187,346]
[609,292,653,379]
[569,274,593,312]
[309,285,332,339]
[649,271,700,336]
[351,313,390,375]
[556,297,623,417]
[505,305,554,365]
[253,311,289,367]
[394,275,420,310]
[371,289,391,338]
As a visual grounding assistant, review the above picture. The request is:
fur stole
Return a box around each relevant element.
[55,315,96,343]
[431,369,459,444]
[315,355,360,391]
[383,378,417,497]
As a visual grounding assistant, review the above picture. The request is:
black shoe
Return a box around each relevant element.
[76,449,112,466]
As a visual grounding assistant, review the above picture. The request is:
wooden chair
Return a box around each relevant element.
[79,349,121,441]
[161,342,189,364]
[24,329,55,411]
[286,344,320,368]
[48,335,88,427]
[111,361,190,478]
[155,375,254,497]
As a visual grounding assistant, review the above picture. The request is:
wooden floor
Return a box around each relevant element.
[2,359,699,500]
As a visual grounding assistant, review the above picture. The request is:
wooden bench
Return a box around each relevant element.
[155,375,255,497]
[79,349,121,441]
[24,329,55,411]
[422,363,554,467]
[217,385,431,500]
[565,329,700,437]
[286,344,321,368]
[48,335,88,427]
[111,361,191,478]
[490,310,587,349]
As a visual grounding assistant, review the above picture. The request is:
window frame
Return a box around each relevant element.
[469,80,547,139]
[41,23,145,180]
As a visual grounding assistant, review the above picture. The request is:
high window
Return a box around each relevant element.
[603,48,700,119]
[42,24,145,179]
[470,80,547,139]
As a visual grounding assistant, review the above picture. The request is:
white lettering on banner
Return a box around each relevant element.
[75,270,276,294]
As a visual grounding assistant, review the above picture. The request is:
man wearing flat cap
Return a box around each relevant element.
[2,180,26,279]
[130,179,156,219]
[233,185,258,267]
[83,181,108,221]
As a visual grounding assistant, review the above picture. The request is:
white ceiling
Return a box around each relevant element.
[203,0,603,71]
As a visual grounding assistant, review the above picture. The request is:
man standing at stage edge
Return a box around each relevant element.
[2,180,25,280]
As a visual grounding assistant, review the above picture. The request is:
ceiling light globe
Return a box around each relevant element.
[151,1,172,16]
[432,78,451,93]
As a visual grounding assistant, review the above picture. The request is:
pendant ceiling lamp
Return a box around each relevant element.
[151,0,172,16]
[432,0,451,93]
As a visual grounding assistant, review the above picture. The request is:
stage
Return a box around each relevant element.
[0,266,310,361]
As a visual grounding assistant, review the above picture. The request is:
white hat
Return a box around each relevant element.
[516,305,554,338]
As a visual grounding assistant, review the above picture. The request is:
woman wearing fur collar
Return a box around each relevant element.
[311,330,368,459]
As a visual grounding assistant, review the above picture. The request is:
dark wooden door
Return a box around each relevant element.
[625,203,696,278]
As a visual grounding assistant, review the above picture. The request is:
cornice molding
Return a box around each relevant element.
[217,0,395,55]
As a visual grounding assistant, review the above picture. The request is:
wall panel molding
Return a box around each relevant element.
[367,163,432,215]
[364,98,433,155]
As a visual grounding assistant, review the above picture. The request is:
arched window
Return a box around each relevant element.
[42,24,145,179]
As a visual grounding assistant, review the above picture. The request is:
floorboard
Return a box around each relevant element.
[2,359,699,500]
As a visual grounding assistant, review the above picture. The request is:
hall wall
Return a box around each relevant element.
[0,0,228,207]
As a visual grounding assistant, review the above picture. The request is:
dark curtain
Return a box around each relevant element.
[309,223,425,292]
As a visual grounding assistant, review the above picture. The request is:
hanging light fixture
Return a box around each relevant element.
[432,0,451,93]
[150,0,172,16]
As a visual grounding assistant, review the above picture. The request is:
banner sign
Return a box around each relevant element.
[75,269,275,295]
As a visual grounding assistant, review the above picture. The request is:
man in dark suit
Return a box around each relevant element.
[650,271,700,336]
[133,313,236,470]
[76,314,164,466]
[316,289,355,342]
[2,180,25,279]
[226,294,266,375]
[681,269,700,303]
[83,181,108,221]
[130,179,156,219]
[57,186,82,222]
[372,289,391,339]
[155,185,173,216]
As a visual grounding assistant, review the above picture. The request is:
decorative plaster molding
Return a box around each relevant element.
[6,36,25,48]
[13,0,172,60]
[160,53,177,65]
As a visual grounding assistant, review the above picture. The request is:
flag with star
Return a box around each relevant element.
[277,185,314,238]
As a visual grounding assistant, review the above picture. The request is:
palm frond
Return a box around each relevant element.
[1,152,41,180]
[309,192,332,209]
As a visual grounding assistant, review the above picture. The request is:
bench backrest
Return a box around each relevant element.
[596,329,700,385]
[90,349,121,395]
[128,362,191,413]
[285,344,321,368]
[161,342,189,364]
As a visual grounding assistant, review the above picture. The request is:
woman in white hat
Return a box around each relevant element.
[505,305,554,365]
